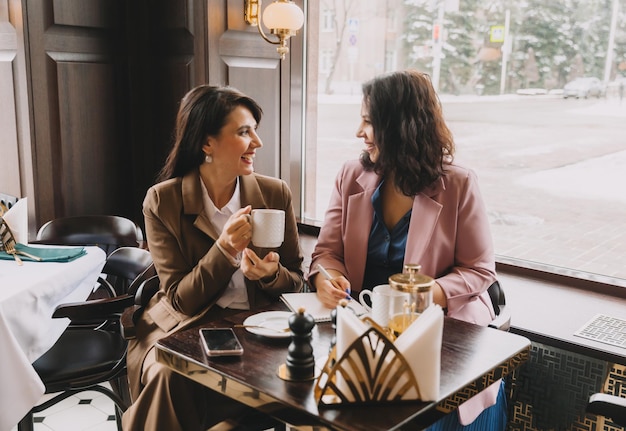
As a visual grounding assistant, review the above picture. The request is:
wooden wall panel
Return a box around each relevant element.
[126,0,198,229]
[0,1,24,199]
[27,0,124,226]
[0,55,21,193]
[217,0,287,179]
[51,0,114,28]
[56,60,118,215]
[1,0,302,234]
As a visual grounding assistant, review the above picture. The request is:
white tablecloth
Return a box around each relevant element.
[0,246,106,431]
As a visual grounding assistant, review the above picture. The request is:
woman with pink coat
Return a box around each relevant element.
[308,70,505,430]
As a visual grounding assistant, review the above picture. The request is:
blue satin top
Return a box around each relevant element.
[362,181,411,292]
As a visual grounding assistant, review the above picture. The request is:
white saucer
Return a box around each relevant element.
[243,311,292,338]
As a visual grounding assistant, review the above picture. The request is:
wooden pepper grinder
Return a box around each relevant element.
[278,307,316,381]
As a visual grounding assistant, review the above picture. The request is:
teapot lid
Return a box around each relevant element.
[388,263,434,292]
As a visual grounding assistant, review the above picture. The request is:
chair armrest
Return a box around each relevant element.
[121,305,141,340]
[587,393,626,426]
[120,274,160,339]
[488,304,511,331]
[134,276,160,306]
[52,294,135,322]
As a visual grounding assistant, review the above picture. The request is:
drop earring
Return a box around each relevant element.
[205,154,213,164]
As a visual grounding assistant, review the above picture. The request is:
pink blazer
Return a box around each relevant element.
[310,159,499,424]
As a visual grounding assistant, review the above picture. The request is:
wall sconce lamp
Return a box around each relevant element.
[244,0,304,60]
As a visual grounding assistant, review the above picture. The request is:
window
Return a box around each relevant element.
[300,0,626,285]
[320,49,334,74]
[385,49,397,72]
[321,7,335,32]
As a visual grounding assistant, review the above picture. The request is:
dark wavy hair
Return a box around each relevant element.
[360,70,455,196]
[158,85,263,181]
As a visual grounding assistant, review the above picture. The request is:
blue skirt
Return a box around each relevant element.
[425,380,507,431]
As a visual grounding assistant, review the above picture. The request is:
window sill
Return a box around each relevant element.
[497,262,626,365]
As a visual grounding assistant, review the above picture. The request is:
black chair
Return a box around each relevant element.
[487,280,511,331]
[74,247,156,328]
[587,392,626,427]
[34,214,145,255]
[35,215,146,297]
[18,247,155,431]
[0,192,19,214]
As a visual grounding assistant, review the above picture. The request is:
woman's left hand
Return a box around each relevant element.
[241,248,280,281]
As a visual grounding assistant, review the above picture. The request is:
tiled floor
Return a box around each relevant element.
[11,385,118,431]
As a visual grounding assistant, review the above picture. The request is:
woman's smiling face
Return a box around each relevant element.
[356,100,378,163]
[204,105,263,178]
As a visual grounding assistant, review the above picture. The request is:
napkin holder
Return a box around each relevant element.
[1,197,28,244]
[314,316,423,406]
[0,217,15,252]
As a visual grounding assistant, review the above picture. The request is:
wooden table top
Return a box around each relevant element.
[156,304,531,431]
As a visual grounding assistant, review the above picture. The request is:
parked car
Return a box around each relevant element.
[606,76,625,99]
[563,77,605,99]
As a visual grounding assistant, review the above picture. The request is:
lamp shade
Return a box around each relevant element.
[263,1,304,31]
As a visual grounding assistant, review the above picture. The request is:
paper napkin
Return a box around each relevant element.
[2,197,28,244]
[335,304,443,402]
[394,304,443,401]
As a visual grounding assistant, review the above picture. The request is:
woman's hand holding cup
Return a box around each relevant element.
[217,206,253,258]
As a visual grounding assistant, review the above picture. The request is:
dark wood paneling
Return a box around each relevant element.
[125,0,198,230]
[27,0,125,226]
[3,0,298,237]
[57,60,118,214]
[24,0,200,229]
[52,0,114,28]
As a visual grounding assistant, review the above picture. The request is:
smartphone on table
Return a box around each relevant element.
[199,328,244,357]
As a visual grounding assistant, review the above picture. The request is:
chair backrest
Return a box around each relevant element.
[587,393,626,427]
[35,215,144,255]
[0,193,19,214]
[134,274,160,307]
[101,247,155,296]
[488,280,506,315]
[487,280,511,331]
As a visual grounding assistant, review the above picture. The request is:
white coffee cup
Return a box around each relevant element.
[359,284,408,328]
[250,209,285,248]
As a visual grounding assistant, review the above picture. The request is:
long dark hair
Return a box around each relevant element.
[158,85,263,181]
[360,70,455,196]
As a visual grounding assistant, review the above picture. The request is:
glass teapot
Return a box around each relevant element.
[387,264,434,335]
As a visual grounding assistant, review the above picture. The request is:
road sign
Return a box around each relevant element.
[349,34,357,46]
[433,23,441,43]
[490,25,505,43]
[348,18,359,33]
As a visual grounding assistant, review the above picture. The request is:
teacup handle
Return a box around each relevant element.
[358,290,373,312]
